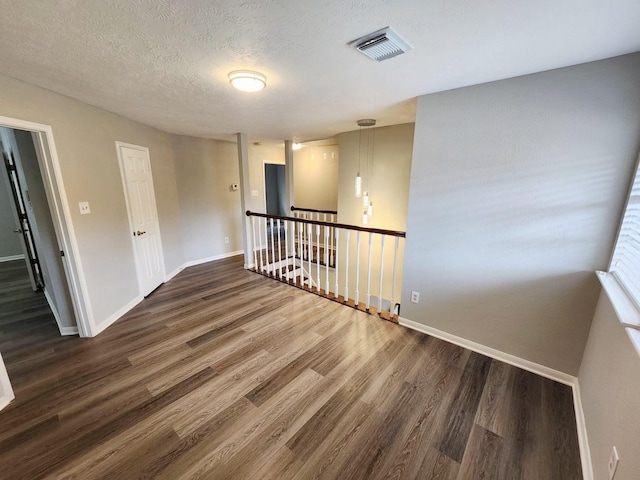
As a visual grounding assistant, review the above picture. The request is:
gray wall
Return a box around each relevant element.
[579,291,640,479]
[402,53,640,375]
[172,134,243,263]
[0,172,22,259]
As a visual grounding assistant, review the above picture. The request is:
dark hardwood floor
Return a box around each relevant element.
[0,256,582,479]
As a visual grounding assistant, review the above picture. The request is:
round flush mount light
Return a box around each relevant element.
[228,70,266,92]
[292,143,302,150]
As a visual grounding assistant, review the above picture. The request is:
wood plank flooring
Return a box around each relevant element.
[0,256,583,479]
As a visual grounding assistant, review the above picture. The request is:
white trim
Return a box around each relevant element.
[0,115,95,337]
[572,380,594,480]
[597,271,640,328]
[92,295,144,336]
[0,254,25,262]
[60,326,79,336]
[399,317,576,385]
[115,141,167,298]
[165,265,184,282]
[0,353,14,412]
[184,250,244,268]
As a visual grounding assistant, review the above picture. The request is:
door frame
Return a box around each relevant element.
[0,116,94,337]
[115,141,166,297]
[0,352,14,411]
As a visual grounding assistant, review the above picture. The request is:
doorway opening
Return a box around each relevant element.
[0,116,92,338]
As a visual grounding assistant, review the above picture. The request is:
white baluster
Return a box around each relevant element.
[284,220,289,282]
[307,223,313,289]
[316,224,320,291]
[251,216,258,270]
[297,219,302,261]
[334,229,340,298]
[391,236,399,316]
[257,217,264,272]
[355,231,361,307]
[264,217,270,274]
[270,218,276,277]
[366,232,373,311]
[277,219,283,279]
[325,223,329,294]
[378,235,386,314]
[344,230,350,302]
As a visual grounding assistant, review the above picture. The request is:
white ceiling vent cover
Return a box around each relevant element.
[350,27,412,62]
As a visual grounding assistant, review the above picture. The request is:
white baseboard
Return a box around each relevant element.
[93,295,144,336]
[165,265,184,282]
[184,250,244,268]
[398,317,576,385]
[572,380,594,480]
[60,326,79,336]
[399,317,593,479]
[0,254,25,263]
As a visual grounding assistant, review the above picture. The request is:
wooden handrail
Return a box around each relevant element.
[246,211,406,238]
[291,206,338,215]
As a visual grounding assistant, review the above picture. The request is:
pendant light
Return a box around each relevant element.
[356,119,376,225]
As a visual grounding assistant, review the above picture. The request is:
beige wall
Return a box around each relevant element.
[579,290,640,479]
[294,145,339,211]
[172,135,243,262]
[337,123,414,230]
[402,53,640,375]
[247,142,340,215]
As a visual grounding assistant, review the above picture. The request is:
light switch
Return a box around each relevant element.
[79,201,91,215]
[251,190,259,197]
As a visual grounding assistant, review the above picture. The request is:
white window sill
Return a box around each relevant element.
[597,271,640,356]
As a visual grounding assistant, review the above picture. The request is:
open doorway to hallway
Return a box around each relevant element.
[0,127,77,336]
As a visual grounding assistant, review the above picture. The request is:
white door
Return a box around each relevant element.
[116,143,165,297]
[0,352,14,411]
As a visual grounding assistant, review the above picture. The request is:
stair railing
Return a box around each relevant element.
[246,210,405,322]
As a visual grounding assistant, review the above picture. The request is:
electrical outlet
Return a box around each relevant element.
[224,236,229,244]
[78,201,91,215]
[609,446,619,479]
[410,291,419,303]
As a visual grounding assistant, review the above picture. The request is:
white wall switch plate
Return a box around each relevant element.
[410,291,420,303]
[224,236,229,244]
[609,446,619,479]
[251,189,259,197]
[79,201,91,215]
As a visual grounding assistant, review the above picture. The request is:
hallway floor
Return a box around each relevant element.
[0,255,582,479]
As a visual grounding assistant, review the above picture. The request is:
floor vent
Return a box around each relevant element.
[349,27,412,62]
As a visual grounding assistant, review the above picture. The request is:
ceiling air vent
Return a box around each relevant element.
[350,27,412,62]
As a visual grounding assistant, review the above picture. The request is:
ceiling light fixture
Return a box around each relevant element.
[228,70,266,92]
[292,143,302,150]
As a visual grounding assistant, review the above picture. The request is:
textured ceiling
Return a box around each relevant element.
[0,0,639,142]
